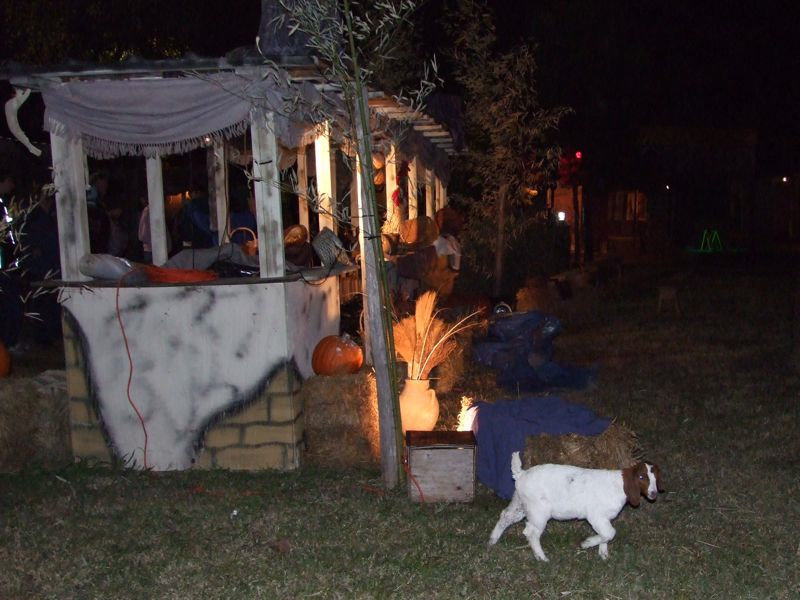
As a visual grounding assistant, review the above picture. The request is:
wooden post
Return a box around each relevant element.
[431,173,440,212]
[50,133,90,281]
[251,111,284,278]
[145,157,169,266]
[436,178,447,210]
[350,162,359,228]
[355,155,372,361]
[296,146,310,231]
[408,156,419,219]
[385,143,399,224]
[425,168,434,217]
[314,122,335,233]
[329,147,338,231]
[207,139,228,243]
[353,89,401,490]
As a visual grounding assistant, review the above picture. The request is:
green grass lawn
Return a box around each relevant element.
[1,254,799,599]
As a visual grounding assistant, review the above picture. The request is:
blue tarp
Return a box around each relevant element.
[472,311,595,393]
[474,396,610,499]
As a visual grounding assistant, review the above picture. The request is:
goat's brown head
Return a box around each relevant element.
[622,462,663,507]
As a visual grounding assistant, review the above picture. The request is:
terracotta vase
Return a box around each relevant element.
[399,378,439,433]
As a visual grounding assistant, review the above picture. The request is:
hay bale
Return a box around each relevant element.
[432,331,473,394]
[300,369,379,467]
[432,344,464,394]
[522,422,640,470]
[516,279,557,313]
[0,370,71,473]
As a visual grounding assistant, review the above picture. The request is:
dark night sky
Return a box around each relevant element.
[486,1,800,172]
[2,1,799,176]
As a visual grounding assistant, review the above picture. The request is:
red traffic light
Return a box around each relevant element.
[574,151,582,160]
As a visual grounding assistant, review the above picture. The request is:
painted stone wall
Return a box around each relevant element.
[286,277,340,376]
[62,278,338,470]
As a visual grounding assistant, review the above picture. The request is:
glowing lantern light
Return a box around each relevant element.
[457,397,477,432]
[557,211,566,222]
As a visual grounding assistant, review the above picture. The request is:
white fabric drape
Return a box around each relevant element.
[41,72,320,158]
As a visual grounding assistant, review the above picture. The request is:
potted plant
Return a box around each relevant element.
[393,291,479,432]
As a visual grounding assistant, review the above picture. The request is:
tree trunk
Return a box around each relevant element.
[572,184,581,266]
[493,186,507,297]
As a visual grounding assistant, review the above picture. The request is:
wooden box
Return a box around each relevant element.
[406,431,476,503]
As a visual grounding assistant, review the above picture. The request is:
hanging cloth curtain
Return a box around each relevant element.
[41,72,318,159]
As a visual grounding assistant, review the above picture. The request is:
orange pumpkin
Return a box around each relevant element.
[0,341,10,377]
[312,334,364,375]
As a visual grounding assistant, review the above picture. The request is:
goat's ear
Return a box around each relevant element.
[622,466,641,507]
[652,464,665,493]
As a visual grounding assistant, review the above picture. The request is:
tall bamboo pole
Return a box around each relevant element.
[343,0,403,489]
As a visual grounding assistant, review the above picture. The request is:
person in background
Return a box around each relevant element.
[21,185,62,344]
[176,190,214,250]
[105,197,130,258]
[228,188,257,245]
[0,169,23,348]
[86,171,111,253]
[0,170,17,267]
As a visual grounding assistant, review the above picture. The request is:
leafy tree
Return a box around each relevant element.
[444,0,569,296]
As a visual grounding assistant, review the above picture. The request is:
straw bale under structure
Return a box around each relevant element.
[0,370,71,473]
[522,422,641,470]
[300,369,379,468]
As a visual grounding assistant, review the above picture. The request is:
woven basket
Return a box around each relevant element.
[230,227,258,256]
[312,227,350,269]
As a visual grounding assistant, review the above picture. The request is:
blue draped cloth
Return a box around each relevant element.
[472,310,595,393]
[474,396,610,499]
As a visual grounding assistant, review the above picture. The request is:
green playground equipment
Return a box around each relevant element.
[688,228,724,253]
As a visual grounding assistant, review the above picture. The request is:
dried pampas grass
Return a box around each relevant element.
[393,291,479,380]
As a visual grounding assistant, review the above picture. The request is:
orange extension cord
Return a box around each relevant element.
[403,461,427,504]
[115,269,149,470]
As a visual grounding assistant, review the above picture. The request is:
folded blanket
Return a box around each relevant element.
[474,396,610,499]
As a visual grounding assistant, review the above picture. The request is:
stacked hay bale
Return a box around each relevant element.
[300,370,380,468]
[0,370,71,473]
[516,277,557,313]
[523,422,640,470]
[431,330,474,395]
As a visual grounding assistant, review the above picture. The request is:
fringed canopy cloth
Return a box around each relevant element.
[41,72,323,159]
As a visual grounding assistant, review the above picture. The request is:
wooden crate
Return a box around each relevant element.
[406,431,476,503]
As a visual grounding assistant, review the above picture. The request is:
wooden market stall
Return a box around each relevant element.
[5,52,457,471]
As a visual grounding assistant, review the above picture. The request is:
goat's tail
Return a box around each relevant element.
[510,451,523,481]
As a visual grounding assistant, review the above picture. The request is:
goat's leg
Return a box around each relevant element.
[581,516,616,560]
[522,512,550,562]
[488,493,525,546]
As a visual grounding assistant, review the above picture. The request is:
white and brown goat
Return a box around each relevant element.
[488,453,663,561]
